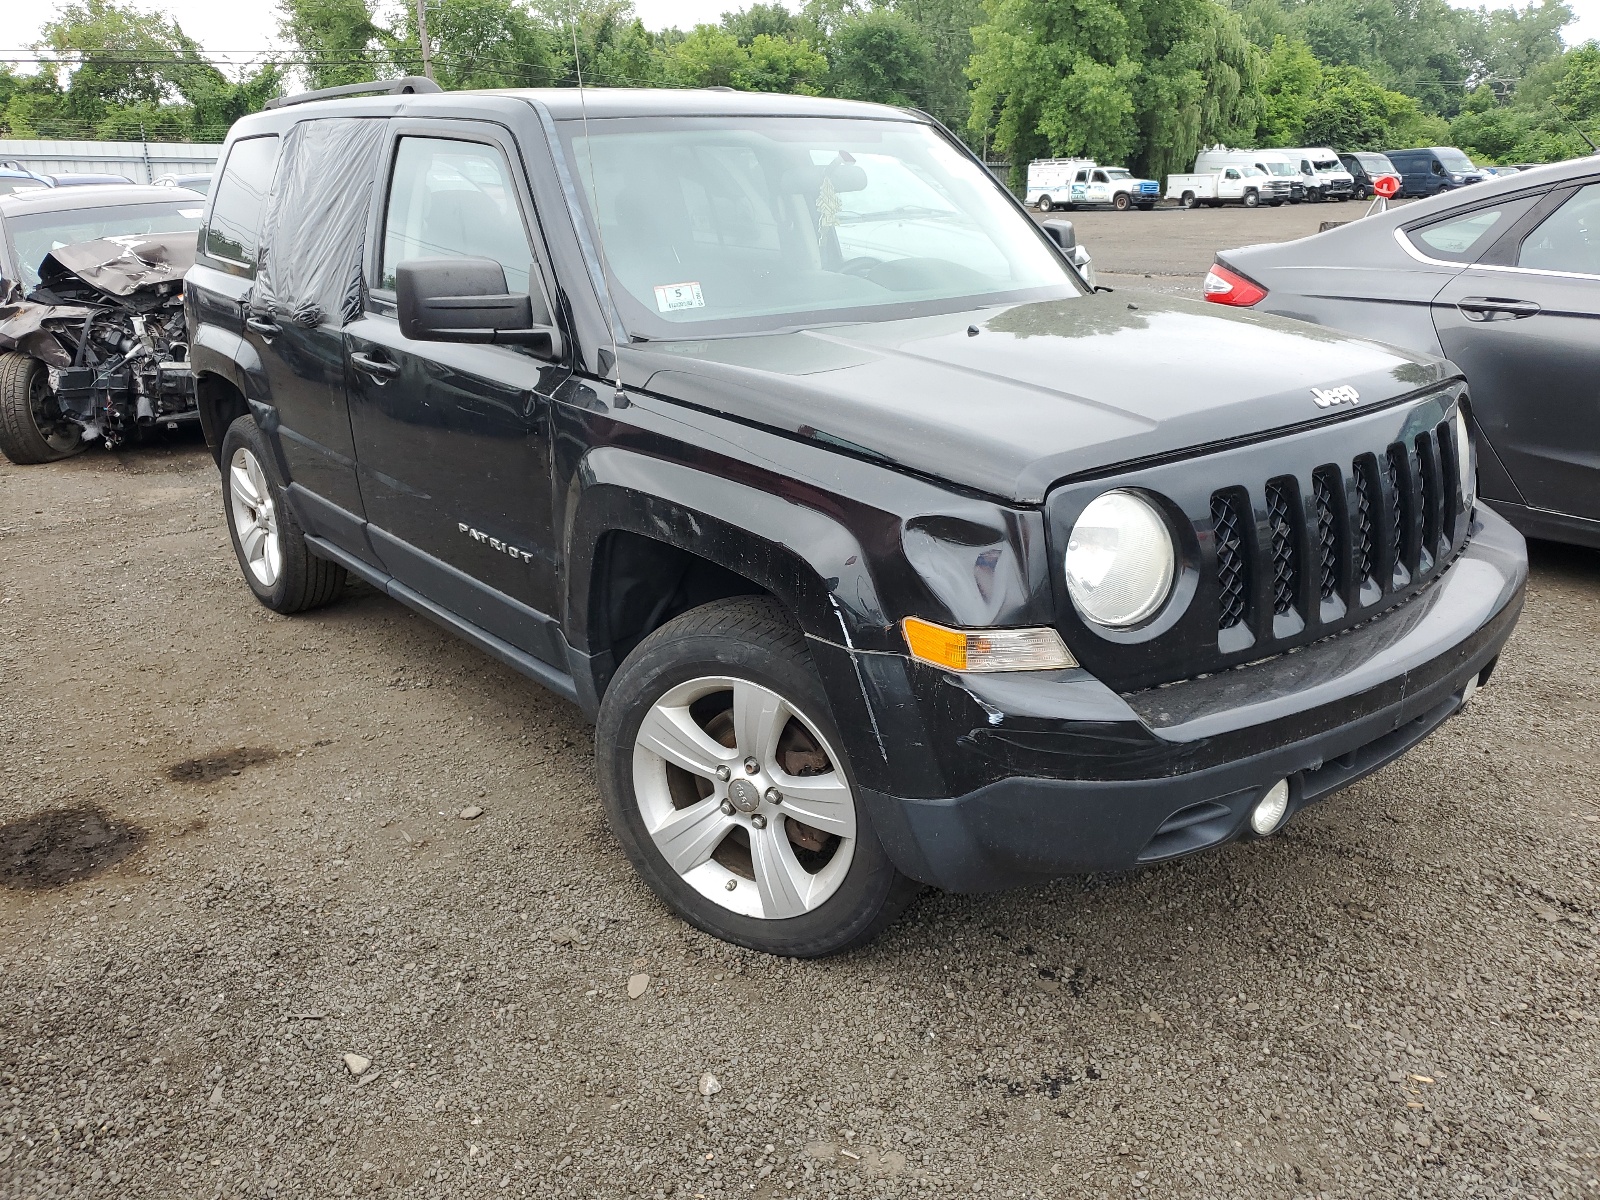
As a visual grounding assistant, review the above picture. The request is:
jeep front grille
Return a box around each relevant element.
[1211,419,1461,634]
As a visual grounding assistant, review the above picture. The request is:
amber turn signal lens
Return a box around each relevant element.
[901,617,1077,673]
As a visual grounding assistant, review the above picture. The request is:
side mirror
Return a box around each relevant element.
[1040,219,1077,252]
[395,256,563,358]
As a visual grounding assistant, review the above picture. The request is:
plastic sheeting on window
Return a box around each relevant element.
[252,118,386,329]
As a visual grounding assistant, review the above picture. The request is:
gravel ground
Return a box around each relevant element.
[2,207,1598,1200]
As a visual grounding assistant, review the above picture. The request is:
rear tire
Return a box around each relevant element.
[0,352,84,465]
[1036,196,1054,213]
[1180,192,1197,209]
[219,414,347,614]
[1137,201,1155,211]
[596,597,917,957]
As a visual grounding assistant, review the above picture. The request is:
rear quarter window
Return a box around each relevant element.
[1405,196,1537,263]
[205,135,280,268]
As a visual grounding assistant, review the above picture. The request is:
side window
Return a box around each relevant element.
[1518,183,1600,276]
[1224,169,1240,180]
[381,137,536,300]
[205,135,279,267]
[1431,160,1444,175]
[1091,170,1108,183]
[1406,196,1536,262]
[1074,170,1087,183]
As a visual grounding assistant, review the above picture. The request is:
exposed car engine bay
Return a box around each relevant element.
[0,234,196,451]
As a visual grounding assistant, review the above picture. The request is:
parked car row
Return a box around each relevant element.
[0,161,213,197]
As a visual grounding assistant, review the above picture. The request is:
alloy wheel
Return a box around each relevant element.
[29,368,80,455]
[228,446,282,587]
[631,676,857,920]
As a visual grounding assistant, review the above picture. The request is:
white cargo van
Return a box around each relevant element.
[1026,159,1160,211]
[1280,148,1355,201]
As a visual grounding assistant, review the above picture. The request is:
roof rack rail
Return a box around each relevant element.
[265,76,442,111]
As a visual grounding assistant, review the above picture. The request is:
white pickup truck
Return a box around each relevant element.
[1165,166,1281,209]
[1026,159,1160,212]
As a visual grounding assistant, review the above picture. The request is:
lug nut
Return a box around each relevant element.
[764,787,782,805]
[720,799,736,816]
[725,879,737,891]
[744,757,759,774]
[751,814,767,829]
[715,765,732,782]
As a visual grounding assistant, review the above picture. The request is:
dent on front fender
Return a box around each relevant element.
[899,507,1056,629]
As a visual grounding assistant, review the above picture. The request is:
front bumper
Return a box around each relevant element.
[857,508,1526,892]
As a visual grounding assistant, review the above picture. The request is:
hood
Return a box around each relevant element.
[37,235,196,298]
[628,292,1451,503]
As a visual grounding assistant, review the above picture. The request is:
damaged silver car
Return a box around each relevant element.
[0,184,204,464]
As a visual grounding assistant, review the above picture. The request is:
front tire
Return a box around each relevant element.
[1243,189,1260,208]
[1113,192,1132,211]
[219,415,347,614]
[0,352,83,465]
[596,597,916,957]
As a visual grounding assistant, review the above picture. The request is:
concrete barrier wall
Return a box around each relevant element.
[0,139,224,184]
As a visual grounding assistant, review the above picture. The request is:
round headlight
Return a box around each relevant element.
[1454,406,1475,512]
[1064,490,1176,628]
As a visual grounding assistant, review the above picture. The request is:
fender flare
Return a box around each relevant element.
[563,445,890,653]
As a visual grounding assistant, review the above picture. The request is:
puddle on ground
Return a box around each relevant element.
[0,805,145,890]
[168,746,280,783]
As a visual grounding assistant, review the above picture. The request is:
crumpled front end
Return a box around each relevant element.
[0,235,196,447]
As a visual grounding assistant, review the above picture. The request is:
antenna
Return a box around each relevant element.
[570,16,624,386]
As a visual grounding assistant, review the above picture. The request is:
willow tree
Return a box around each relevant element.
[968,0,1263,184]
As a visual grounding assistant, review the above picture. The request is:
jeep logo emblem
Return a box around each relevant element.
[1311,385,1360,409]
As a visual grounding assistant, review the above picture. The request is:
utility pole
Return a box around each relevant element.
[417,0,434,80]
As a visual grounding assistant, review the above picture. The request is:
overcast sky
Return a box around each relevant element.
[10,0,1600,72]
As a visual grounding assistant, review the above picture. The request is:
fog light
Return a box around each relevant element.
[1250,779,1291,835]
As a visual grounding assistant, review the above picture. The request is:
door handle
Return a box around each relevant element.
[245,315,281,338]
[1456,296,1541,321]
[350,351,400,382]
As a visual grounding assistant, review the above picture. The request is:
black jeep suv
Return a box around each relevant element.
[185,81,1527,956]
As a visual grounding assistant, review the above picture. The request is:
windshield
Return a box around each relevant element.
[1312,159,1342,172]
[1259,162,1295,176]
[1104,169,1131,180]
[561,117,1081,338]
[1439,150,1476,173]
[6,200,203,290]
[1358,154,1396,173]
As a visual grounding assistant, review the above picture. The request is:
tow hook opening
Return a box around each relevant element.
[1249,778,1292,836]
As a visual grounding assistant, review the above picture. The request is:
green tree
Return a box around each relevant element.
[1301,66,1390,148]
[721,3,806,46]
[895,0,986,133]
[1256,35,1321,144]
[277,0,389,89]
[829,10,929,106]
[391,0,557,88]
[968,0,1263,182]
[661,25,748,87]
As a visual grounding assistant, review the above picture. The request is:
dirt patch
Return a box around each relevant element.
[167,746,281,783]
[0,805,145,890]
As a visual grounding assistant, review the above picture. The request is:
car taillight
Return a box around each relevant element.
[1203,263,1267,307]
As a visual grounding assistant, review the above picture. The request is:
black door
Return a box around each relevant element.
[344,125,571,663]
[242,119,383,525]
[1433,180,1600,519]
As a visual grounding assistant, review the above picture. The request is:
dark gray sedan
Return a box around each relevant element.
[1206,156,1600,548]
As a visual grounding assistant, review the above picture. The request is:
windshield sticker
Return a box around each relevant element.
[178,208,204,217]
[654,281,705,312]
[816,176,841,229]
